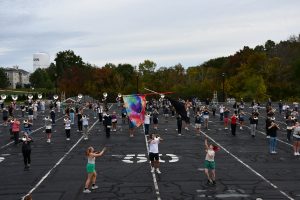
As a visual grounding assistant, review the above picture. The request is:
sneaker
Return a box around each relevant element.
[240,127,243,130]
[66,138,70,141]
[156,169,161,174]
[178,134,182,136]
[294,152,298,156]
[151,168,155,173]
[297,152,300,156]
[266,136,270,138]
[84,137,88,140]
[224,127,228,130]
[47,139,50,143]
[206,180,212,185]
[91,185,98,190]
[212,180,216,185]
[83,189,91,193]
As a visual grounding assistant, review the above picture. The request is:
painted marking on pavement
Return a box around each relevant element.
[143,130,161,200]
[120,153,179,164]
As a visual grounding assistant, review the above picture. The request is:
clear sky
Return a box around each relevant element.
[1,0,300,72]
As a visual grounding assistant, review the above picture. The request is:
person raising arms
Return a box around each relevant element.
[204,137,219,186]
[83,146,107,193]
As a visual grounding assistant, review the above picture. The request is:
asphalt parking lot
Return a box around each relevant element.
[0,102,299,200]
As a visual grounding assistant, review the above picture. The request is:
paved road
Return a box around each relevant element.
[0,103,299,200]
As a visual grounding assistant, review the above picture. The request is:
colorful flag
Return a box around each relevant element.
[167,97,189,122]
[123,95,146,127]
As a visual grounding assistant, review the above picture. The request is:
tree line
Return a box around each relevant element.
[2,34,300,102]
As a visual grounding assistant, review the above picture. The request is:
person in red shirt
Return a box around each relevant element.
[11,118,21,144]
[230,114,237,136]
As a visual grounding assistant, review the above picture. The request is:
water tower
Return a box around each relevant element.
[33,52,50,71]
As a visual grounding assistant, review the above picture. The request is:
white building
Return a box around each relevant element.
[5,66,30,89]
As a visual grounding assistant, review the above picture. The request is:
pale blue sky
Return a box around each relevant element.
[1,0,300,72]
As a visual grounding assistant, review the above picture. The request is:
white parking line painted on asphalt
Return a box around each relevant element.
[21,119,99,200]
[201,131,295,200]
[143,129,162,200]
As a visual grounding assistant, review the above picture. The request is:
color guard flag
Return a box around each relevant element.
[122,94,146,127]
[167,97,189,122]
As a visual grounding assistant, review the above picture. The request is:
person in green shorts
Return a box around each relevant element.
[204,137,219,185]
[83,146,106,193]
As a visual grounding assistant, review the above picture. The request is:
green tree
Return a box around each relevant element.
[0,67,9,88]
[30,68,54,89]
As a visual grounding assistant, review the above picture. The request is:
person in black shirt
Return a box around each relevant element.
[103,113,112,138]
[77,109,83,132]
[21,133,33,170]
[268,122,279,154]
[177,114,183,136]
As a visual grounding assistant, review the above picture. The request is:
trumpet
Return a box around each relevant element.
[253,116,258,120]
[78,93,83,100]
[38,94,43,99]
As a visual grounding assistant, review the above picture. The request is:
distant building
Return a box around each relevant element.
[4,66,30,89]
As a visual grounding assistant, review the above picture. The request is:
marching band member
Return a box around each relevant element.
[82,115,89,140]
[293,122,300,156]
[23,119,32,135]
[21,133,33,170]
[148,133,163,174]
[11,118,21,144]
[44,116,52,143]
[111,111,117,132]
[268,121,280,154]
[64,116,71,140]
[286,115,296,142]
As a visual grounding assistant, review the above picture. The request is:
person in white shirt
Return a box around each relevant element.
[56,100,61,113]
[219,105,224,121]
[148,134,163,174]
[82,115,89,140]
[293,122,300,156]
[44,116,52,143]
[144,113,151,136]
[64,116,71,140]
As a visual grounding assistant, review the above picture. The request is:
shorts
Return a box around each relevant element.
[86,163,95,173]
[224,117,229,123]
[153,118,158,124]
[46,129,51,134]
[293,135,300,141]
[149,152,159,161]
[3,116,8,121]
[195,123,201,129]
[28,115,33,120]
[204,160,215,170]
[203,115,209,119]
[129,121,135,129]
